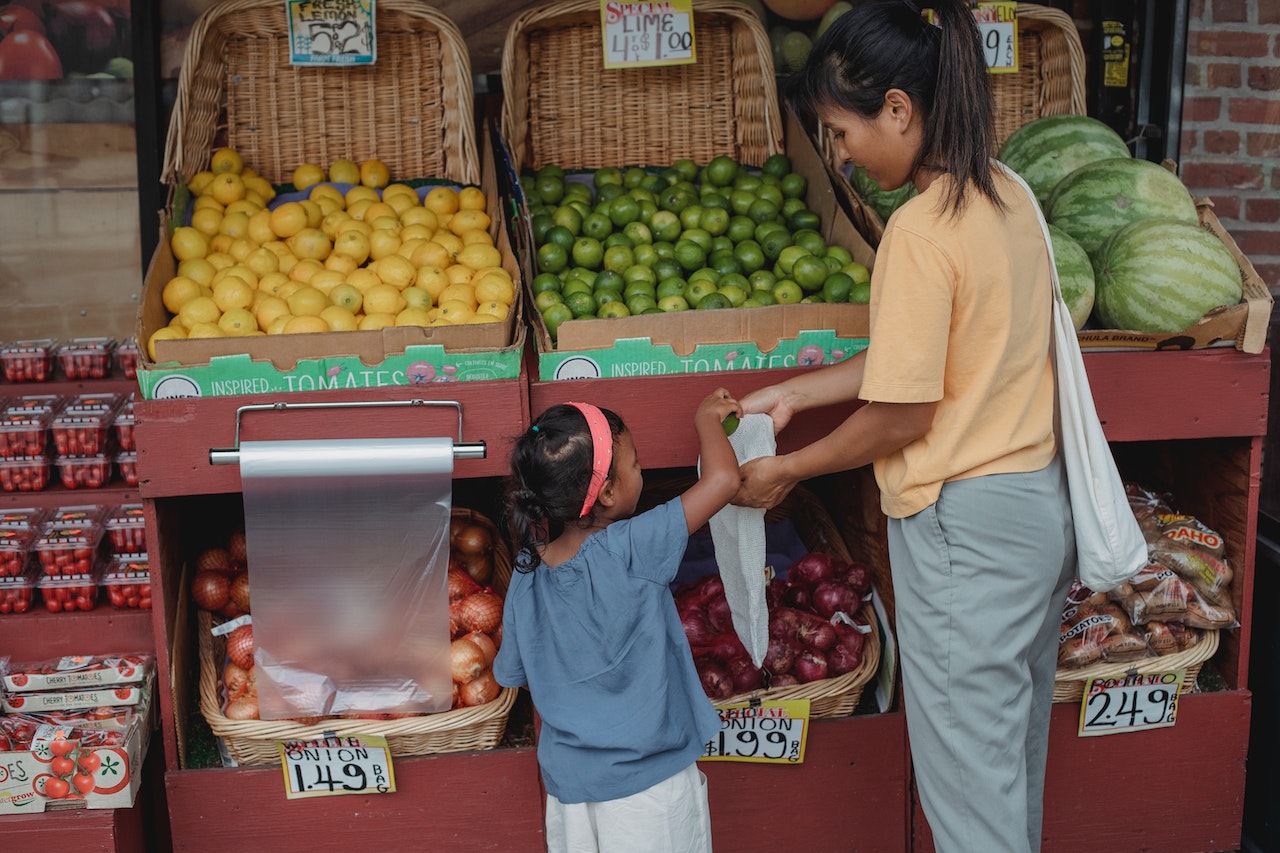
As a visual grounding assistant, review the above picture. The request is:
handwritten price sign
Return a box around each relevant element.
[973,1,1018,73]
[287,0,376,66]
[601,0,696,69]
[278,733,396,799]
[701,699,809,763]
[1078,671,1185,737]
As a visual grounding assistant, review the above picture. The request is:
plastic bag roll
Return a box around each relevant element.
[238,437,455,720]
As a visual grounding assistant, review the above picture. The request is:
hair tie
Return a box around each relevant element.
[530,425,540,433]
[566,402,613,518]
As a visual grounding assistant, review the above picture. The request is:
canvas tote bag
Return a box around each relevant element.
[999,163,1149,592]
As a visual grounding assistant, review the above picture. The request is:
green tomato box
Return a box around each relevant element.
[133,130,524,400]
[496,108,878,381]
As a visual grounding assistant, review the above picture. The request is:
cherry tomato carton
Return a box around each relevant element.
[51,408,113,457]
[0,455,52,492]
[57,454,113,489]
[45,505,107,530]
[0,409,51,458]
[6,394,62,414]
[0,528,32,577]
[37,570,100,614]
[62,393,123,416]
[104,556,150,610]
[113,400,135,451]
[116,450,138,487]
[18,706,137,733]
[0,570,36,615]
[56,338,117,381]
[0,339,56,383]
[0,507,45,531]
[33,525,103,576]
[2,653,152,692]
[116,338,140,379]
[105,505,146,555]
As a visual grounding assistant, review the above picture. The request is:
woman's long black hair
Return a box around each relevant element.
[504,404,627,572]
[786,0,1001,216]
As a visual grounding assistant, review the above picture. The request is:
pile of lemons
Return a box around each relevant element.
[148,148,514,361]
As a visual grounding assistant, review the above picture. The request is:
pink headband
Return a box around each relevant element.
[567,402,613,517]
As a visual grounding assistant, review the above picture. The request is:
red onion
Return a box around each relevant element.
[826,643,863,675]
[795,611,838,651]
[706,595,734,633]
[703,632,748,664]
[793,650,829,683]
[770,673,799,687]
[697,660,734,699]
[842,561,873,596]
[727,657,763,693]
[763,637,798,676]
[833,620,867,657]
[769,607,802,640]
[783,583,812,611]
[789,552,838,585]
[765,577,787,610]
[812,580,860,619]
[679,610,716,647]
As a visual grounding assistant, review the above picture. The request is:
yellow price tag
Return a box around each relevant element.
[1078,671,1184,737]
[600,0,696,69]
[279,732,396,799]
[700,699,809,763]
[973,1,1018,73]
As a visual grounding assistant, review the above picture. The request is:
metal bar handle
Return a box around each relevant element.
[208,399,487,465]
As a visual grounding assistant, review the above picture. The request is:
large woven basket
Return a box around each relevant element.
[1052,627,1218,704]
[197,506,515,766]
[819,3,1087,243]
[500,0,783,173]
[163,0,479,187]
[644,480,881,719]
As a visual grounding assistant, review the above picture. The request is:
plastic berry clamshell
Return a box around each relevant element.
[33,525,103,576]
[0,455,52,492]
[105,504,146,554]
[45,505,107,530]
[113,398,135,452]
[104,555,151,610]
[116,338,139,380]
[57,453,113,489]
[0,409,51,458]
[0,570,36,615]
[51,407,114,457]
[0,507,45,531]
[0,339,57,383]
[62,392,122,415]
[57,337,117,381]
[116,450,138,487]
[38,568,101,613]
[5,393,62,414]
[0,528,32,577]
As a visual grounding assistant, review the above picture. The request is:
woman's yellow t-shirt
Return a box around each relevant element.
[859,169,1056,519]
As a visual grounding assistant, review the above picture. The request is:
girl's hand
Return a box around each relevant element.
[734,455,795,509]
[740,385,796,435]
[695,387,742,431]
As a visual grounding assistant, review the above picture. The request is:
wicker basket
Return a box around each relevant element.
[162,0,479,187]
[197,506,514,766]
[820,3,1087,243]
[1052,627,1218,704]
[645,480,882,719]
[500,0,783,174]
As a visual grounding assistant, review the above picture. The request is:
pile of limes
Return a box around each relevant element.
[522,153,870,342]
[149,148,514,361]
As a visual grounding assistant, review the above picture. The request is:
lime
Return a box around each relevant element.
[595,167,623,187]
[823,255,845,274]
[780,172,808,200]
[672,158,699,182]
[747,198,780,225]
[535,175,565,205]
[534,289,565,312]
[650,210,682,242]
[604,232,634,249]
[598,183,625,202]
[624,278,657,299]
[788,208,822,233]
[721,412,740,435]
[567,266,597,285]
[673,239,707,272]
[709,250,742,277]
[793,229,828,257]
[595,289,624,306]
[593,270,625,292]
[652,257,682,282]
[727,215,757,243]
[752,289,778,306]
[542,302,574,340]
[652,241,676,260]
[706,156,739,188]
[659,294,690,312]
[772,279,804,304]
[792,255,830,292]
[777,245,814,276]
[688,267,721,285]
[659,186,697,214]
[821,272,855,303]
[623,221,653,246]
[730,241,764,274]
[545,225,576,251]
[826,245,853,267]
[657,277,687,299]
[565,290,597,318]
[729,189,758,216]
[532,272,562,294]
[537,242,568,274]
[582,211,613,240]
[734,173,764,194]
[632,243,659,267]
[641,174,667,195]
[623,264,657,288]
[685,278,718,307]
[603,244,635,274]
[761,230,793,263]
[762,153,793,178]
[572,237,604,269]
[562,277,593,298]
[755,220,789,243]
[609,196,640,227]
[679,205,704,231]
[565,182,594,203]
[843,260,872,286]
[742,297,766,308]
[718,284,748,307]
[698,293,732,310]
[598,301,632,320]
[801,295,824,304]
[749,269,777,291]
[701,207,731,236]
[531,213,555,244]
[638,200,658,224]
[758,184,785,209]
[623,167,647,188]
[702,193,731,213]
[628,295,658,315]
[537,164,565,180]
[850,280,871,304]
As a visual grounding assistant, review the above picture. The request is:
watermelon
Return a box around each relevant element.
[1045,158,1199,259]
[847,165,917,223]
[1048,224,1095,330]
[1092,218,1243,333]
[998,115,1132,208]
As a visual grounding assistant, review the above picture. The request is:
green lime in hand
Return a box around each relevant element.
[722,413,740,436]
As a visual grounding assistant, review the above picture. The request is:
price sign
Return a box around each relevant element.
[700,699,809,763]
[278,733,396,799]
[601,0,696,69]
[1078,670,1185,737]
[973,2,1018,74]
[287,0,376,66]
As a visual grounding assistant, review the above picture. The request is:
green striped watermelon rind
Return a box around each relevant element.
[1047,223,1095,331]
[997,115,1132,208]
[1092,218,1244,334]
[1045,158,1199,258]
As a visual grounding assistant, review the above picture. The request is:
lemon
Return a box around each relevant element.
[459,229,493,247]
[218,308,258,335]
[244,209,275,244]
[225,237,256,262]
[400,207,438,230]
[329,283,364,313]
[210,148,244,175]
[411,241,453,270]
[212,277,256,312]
[185,321,227,339]
[205,250,235,271]
[397,238,428,261]
[360,159,390,189]
[170,227,210,262]
[266,314,293,334]
[177,258,216,286]
[367,229,402,261]
[255,295,291,330]
[287,286,329,317]
[437,300,475,323]
[473,271,515,305]
[458,186,487,211]
[257,271,290,296]
[328,159,360,185]
[310,183,346,207]
[358,312,397,331]
[443,264,474,286]
[178,295,222,327]
[187,170,216,195]
[162,276,203,314]
[477,300,511,321]
[307,270,346,295]
[456,243,502,271]
[225,198,261,218]
[299,200,323,228]
[192,195,224,214]
[344,185,379,208]
[414,265,449,300]
[424,187,460,216]
[320,305,359,331]
[287,228,331,261]
[190,207,223,237]
[147,326,187,360]
[288,258,325,284]
[401,286,432,311]
[363,283,407,315]
[245,247,281,277]
[270,202,308,238]
[284,315,331,334]
[346,268,382,293]
[292,162,326,191]
[395,307,432,327]
[218,212,250,241]
[370,255,417,290]
[210,173,246,205]
[323,253,359,276]
[243,176,276,203]
[438,283,477,309]
[448,209,491,237]
[383,193,417,216]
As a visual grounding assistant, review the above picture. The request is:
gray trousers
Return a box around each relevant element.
[888,456,1075,853]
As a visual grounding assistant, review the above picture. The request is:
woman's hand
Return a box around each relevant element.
[734,455,795,509]
[740,384,797,435]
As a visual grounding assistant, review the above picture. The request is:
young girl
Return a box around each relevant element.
[735,2,1075,851]
[495,389,742,853]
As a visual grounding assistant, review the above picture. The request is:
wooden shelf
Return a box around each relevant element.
[0,483,139,510]
[0,607,153,661]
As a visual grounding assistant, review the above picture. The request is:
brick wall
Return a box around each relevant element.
[1181,0,1280,289]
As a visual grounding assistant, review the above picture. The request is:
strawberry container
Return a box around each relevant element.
[104,556,151,610]
[37,570,101,613]
[0,507,45,531]
[51,408,113,457]
[0,528,31,577]
[0,339,56,383]
[57,454,114,489]
[0,409,51,458]
[33,525,103,576]
[113,399,135,451]
[116,450,138,487]
[0,455,51,492]
[106,504,146,554]
[56,337,117,381]
[0,571,36,615]
[117,338,140,379]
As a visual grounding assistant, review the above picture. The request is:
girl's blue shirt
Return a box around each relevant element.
[493,497,721,804]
